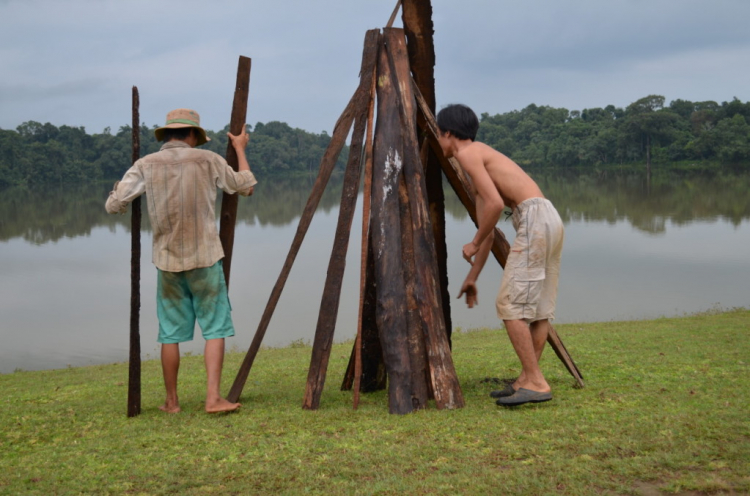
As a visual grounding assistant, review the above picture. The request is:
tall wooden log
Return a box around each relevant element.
[410,78,585,387]
[127,86,142,418]
[302,30,380,411]
[371,37,415,414]
[352,54,379,409]
[401,0,453,344]
[384,28,464,409]
[341,234,387,393]
[226,36,376,404]
[398,173,430,409]
[219,56,252,289]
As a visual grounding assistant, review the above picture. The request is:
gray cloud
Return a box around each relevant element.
[1,0,748,133]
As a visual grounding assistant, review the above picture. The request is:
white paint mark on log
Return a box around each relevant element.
[377,147,403,258]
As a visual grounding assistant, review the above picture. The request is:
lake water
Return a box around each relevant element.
[1,168,749,374]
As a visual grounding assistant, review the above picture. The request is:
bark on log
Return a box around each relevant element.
[302,30,380,411]
[226,34,377,404]
[341,234,387,393]
[370,37,415,414]
[384,28,464,409]
[127,86,142,418]
[398,173,430,409]
[219,56,252,289]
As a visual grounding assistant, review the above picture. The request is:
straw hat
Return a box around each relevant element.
[154,108,211,145]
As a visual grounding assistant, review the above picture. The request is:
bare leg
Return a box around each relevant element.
[505,319,550,393]
[204,338,241,413]
[530,319,549,362]
[159,343,181,413]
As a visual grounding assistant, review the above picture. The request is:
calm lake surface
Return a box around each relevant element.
[1,168,749,374]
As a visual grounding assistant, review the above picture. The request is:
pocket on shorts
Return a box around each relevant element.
[510,267,545,305]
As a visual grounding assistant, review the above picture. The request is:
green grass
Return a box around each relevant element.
[2,310,749,495]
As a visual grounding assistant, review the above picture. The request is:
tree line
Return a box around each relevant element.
[477,95,750,168]
[0,121,348,188]
[1,94,748,188]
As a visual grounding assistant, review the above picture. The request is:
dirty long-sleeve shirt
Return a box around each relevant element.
[105,141,257,272]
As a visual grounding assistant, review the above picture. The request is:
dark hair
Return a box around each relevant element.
[161,127,195,142]
[436,104,479,141]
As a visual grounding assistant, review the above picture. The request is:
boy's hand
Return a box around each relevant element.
[228,125,249,151]
[462,241,479,265]
[457,278,478,308]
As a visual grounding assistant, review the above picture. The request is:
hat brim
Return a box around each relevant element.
[154,123,210,146]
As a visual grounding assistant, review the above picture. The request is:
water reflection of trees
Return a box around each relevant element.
[0,175,345,244]
[446,168,750,234]
[2,168,749,243]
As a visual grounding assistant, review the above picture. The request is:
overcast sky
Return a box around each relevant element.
[1,0,749,135]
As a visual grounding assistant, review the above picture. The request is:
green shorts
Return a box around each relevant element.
[156,261,235,344]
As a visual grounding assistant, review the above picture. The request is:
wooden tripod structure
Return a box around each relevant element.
[226,2,584,415]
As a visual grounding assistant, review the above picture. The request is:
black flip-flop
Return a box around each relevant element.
[496,388,552,406]
[489,384,516,398]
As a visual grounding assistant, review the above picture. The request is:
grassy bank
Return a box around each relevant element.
[2,310,748,495]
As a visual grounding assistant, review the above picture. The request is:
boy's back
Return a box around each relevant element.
[454,141,544,210]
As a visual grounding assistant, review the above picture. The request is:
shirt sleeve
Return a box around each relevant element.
[213,154,258,196]
[105,163,146,214]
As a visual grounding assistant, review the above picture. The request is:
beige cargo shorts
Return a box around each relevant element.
[496,197,564,323]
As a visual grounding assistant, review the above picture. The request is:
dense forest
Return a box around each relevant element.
[477,95,750,168]
[1,95,748,188]
[0,121,348,188]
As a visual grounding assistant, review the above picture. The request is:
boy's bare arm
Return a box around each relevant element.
[458,146,504,263]
[457,227,493,308]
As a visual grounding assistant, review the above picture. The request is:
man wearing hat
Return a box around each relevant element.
[106,108,257,413]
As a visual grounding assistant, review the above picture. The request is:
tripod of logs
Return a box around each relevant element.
[123,1,583,418]
[224,26,584,415]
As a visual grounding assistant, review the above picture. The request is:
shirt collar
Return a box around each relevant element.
[160,140,192,151]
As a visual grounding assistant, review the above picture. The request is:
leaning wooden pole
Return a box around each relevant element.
[385,28,464,409]
[411,80,585,387]
[371,36,417,414]
[219,56,252,289]
[302,29,380,411]
[226,89,361,404]
[353,41,378,410]
[127,86,142,418]
[401,0,453,344]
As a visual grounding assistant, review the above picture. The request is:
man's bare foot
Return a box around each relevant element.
[205,397,241,414]
[159,400,181,414]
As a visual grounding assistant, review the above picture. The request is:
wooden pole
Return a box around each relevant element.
[386,0,402,28]
[384,28,464,409]
[340,235,387,394]
[127,86,142,418]
[410,78,585,387]
[219,56,252,289]
[398,172,430,409]
[370,36,417,414]
[302,30,380,411]
[226,51,374,404]
[401,0,453,344]
[352,51,379,410]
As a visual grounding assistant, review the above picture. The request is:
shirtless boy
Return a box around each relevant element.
[436,104,564,406]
